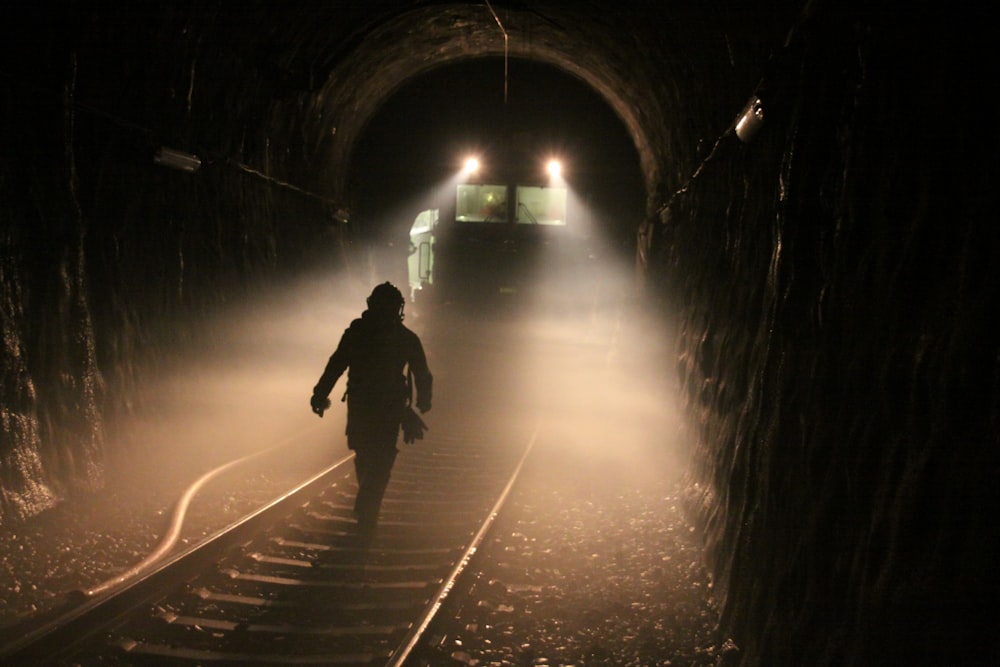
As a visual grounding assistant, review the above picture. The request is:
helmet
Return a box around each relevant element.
[367,282,405,318]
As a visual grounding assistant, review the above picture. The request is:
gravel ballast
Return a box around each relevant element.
[0,436,727,666]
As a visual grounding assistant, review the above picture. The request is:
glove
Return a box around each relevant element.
[417,401,431,414]
[401,407,428,444]
[310,395,331,417]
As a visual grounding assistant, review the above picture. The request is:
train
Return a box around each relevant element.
[406,152,596,309]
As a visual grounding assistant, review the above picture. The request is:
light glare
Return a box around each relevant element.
[463,156,480,175]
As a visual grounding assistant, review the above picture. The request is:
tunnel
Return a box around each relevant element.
[1,2,997,665]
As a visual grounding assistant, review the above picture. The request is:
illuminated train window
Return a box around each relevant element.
[456,184,508,222]
[515,186,567,226]
[456,183,567,226]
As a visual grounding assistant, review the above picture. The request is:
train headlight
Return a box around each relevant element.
[462,156,480,176]
[546,159,562,178]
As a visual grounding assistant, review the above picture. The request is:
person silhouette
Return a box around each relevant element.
[310,282,432,529]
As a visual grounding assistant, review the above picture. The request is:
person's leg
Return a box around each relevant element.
[353,447,397,525]
[347,398,402,527]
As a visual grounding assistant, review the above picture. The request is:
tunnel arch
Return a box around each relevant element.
[305,4,687,217]
[344,54,647,232]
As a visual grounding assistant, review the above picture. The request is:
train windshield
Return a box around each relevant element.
[515,186,567,226]
[456,184,507,223]
[456,183,568,226]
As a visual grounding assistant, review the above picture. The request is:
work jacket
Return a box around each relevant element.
[313,310,432,411]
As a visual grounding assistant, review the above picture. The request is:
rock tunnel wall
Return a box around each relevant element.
[651,5,999,665]
[1,4,347,523]
[1,2,997,665]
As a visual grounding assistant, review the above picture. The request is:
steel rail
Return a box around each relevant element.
[385,420,541,667]
[0,452,355,664]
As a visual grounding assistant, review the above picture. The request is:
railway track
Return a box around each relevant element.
[1,425,538,666]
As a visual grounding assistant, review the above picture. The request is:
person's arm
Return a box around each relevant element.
[311,327,353,416]
[409,334,433,413]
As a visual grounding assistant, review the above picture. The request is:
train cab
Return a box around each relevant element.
[407,154,572,307]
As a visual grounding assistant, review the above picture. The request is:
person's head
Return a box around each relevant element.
[366,281,405,322]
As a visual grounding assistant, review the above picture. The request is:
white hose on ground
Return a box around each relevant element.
[83,423,324,598]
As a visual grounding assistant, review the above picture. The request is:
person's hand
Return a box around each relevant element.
[310,395,331,417]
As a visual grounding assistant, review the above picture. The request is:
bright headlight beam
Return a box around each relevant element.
[462,156,480,175]
[546,159,562,178]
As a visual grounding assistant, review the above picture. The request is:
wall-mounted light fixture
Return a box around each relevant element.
[154,146,202,173]
[735,96,765,143]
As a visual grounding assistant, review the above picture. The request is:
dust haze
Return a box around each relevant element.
[105,236,688,533]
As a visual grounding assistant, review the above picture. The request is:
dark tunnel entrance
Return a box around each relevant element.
[345,57,646,310]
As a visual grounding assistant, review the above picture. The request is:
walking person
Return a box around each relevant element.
[310,282,432,529]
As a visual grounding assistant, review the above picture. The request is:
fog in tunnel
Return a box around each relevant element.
[337,55,680,491]
[97,254,683,558]
[101,271,361,487]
